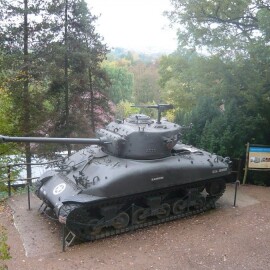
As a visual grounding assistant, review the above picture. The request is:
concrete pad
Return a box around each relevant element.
[7,193,62,257]
[218,183,259,208]
[7,184,259,258]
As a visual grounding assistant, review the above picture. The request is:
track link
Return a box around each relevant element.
[63,178,226,242]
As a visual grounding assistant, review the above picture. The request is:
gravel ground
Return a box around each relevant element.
[1,184,270,270]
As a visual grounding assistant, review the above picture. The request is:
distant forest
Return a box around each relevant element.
[0,0,270,184]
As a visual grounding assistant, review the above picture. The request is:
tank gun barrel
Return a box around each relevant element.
[131,104,174,124]
[0,135,110,145]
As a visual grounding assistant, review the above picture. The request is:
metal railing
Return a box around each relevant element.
[0,159,70,252]
[0,160,57,209]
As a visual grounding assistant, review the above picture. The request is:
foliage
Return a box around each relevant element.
[107,49,163,105]
[0,225,11,261]
[0,62,22,183]
[159,50,229,117]
[0,0,111,157]
[0,81,22,157]
[0,0,48,135]
[161,0,270,165]
[108,47,164,63]
[102,61,134,103]
[115,101,140,119]
[130,61,162,104]
[248,171,270,186]
[167,0,270,55]
[159,48,270,158]
[43,0,110,139]
[0,0,52,177]
[0,154,25,198]
[0,88,14,143]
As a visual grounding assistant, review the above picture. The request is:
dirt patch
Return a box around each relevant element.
[1,184,270,270]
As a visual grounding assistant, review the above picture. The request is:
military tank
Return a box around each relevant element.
[0,104,231,242]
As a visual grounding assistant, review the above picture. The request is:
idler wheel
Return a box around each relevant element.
[172,199,187,215]
[206,180,226,196]
[112,212,130,229]
[156,203,170,219]
[133,208,146,224]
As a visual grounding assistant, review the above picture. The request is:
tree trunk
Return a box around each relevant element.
[23,0,32,184]
[88,67,95,133]
[64,0,71,155]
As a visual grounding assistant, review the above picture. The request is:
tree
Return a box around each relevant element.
[167,0,270,55]
[114,100,139,119]
[107,49,164,105]
[130,61,161,104]
[0,0,49,179]
[44,0,110,141]
[159,48,270,157]
[0,87,17,155]
[0,0,111,159]
[102,61,134,104]
[159,50,229,115]
[159,1,270,158]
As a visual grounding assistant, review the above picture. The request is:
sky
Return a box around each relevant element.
[85,0,178,53]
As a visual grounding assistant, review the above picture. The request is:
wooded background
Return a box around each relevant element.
[0,0,270,185]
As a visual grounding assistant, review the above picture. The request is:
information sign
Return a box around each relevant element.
[248,146,270,169]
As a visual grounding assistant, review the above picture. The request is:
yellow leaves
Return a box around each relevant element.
[0,86,14,135]
[115,101,139,119]
[164,110,175,122]
[102,58,132,68]
[4,70,33,86]
[0,88,10,109]
[161,77,196,114]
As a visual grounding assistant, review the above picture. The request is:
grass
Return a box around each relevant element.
[0,184,33,201]
[0,200,11,269]
[0,225,11,270]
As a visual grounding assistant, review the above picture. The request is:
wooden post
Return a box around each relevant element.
[243,142,250,184]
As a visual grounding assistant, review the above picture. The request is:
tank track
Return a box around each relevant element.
[62,178,226,242]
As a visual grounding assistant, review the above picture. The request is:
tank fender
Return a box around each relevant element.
[35,170,56,197]
[62,193,104,204]
[55,194,104,218]
[38,170,56,184]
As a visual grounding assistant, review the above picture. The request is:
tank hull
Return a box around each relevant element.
[35,143,231,241]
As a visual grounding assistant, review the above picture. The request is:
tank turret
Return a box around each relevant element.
[97,104,180,159]
[1,104,180,160]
